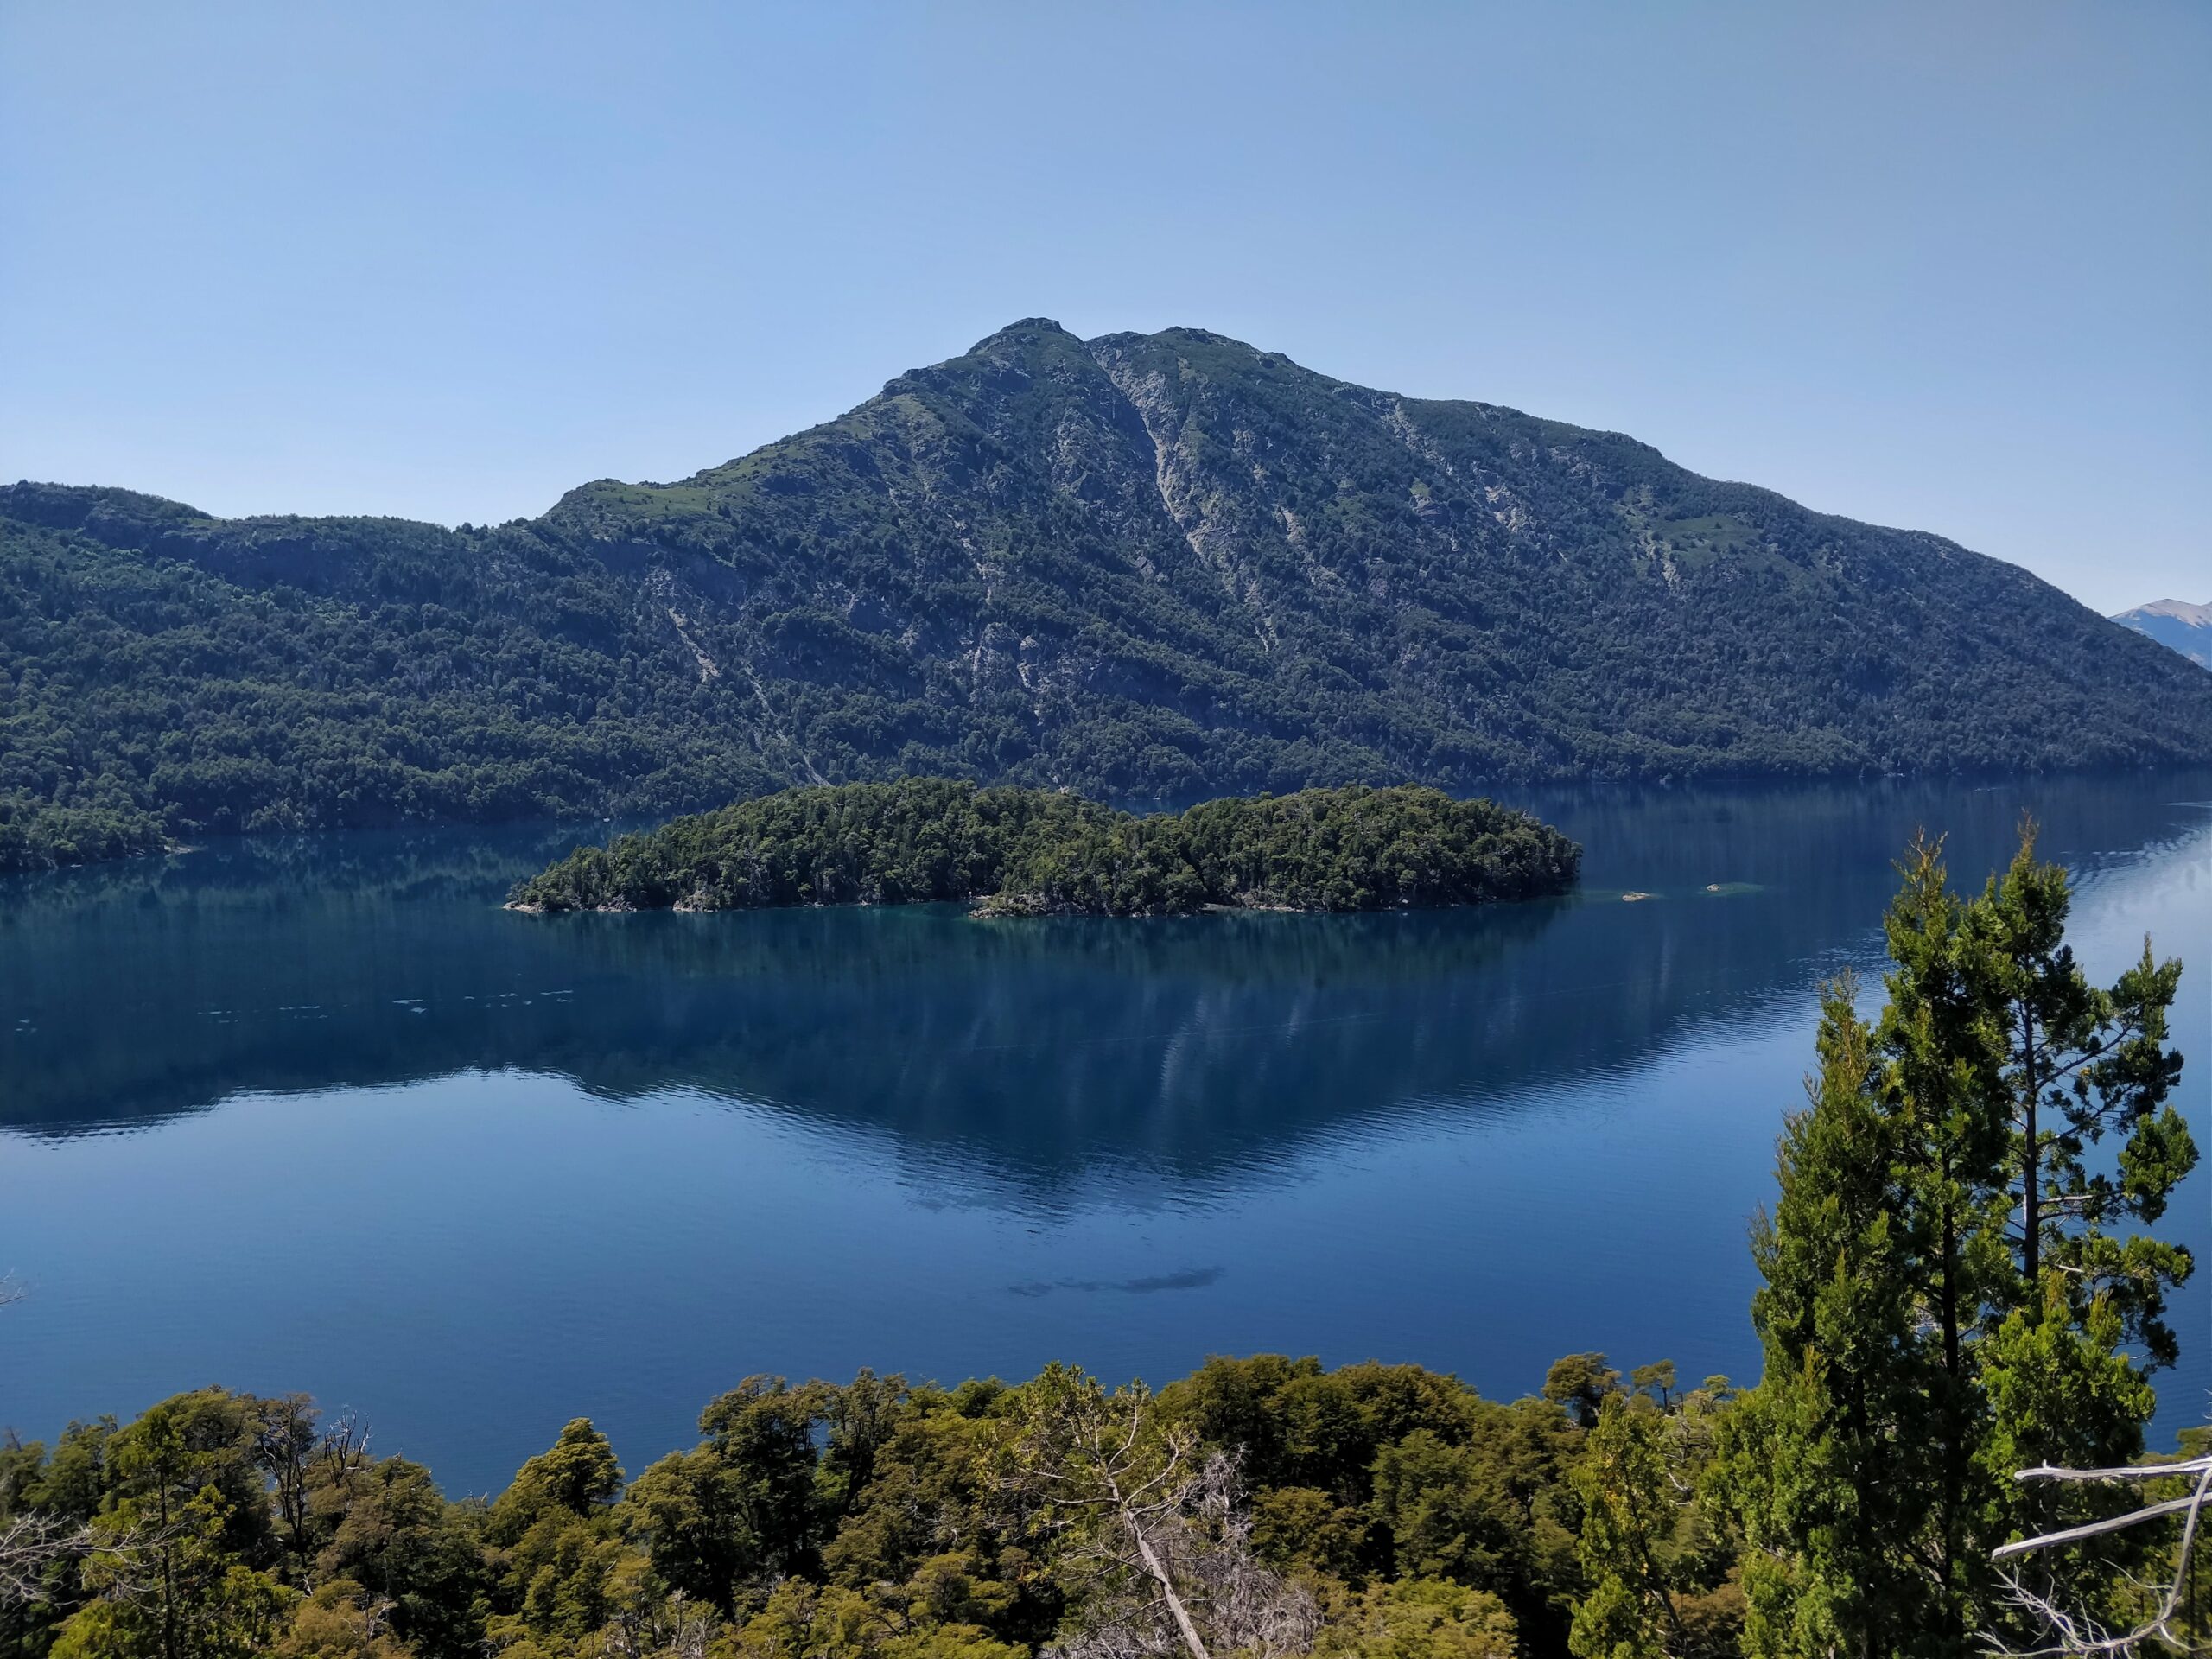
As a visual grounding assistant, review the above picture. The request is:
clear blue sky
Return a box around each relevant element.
[3,2,2203,612]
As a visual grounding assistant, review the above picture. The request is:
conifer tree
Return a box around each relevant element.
[1721,831,2194,1657]
[1568,1372,1739,1659]
[1967,821,2195,1363]
[1723,976,1961,1656]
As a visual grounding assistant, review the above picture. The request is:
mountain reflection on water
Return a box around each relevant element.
[2,771,2206,1490]
[10,773,2204,1183]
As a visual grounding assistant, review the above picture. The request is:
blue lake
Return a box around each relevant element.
[3,772,2207,1496]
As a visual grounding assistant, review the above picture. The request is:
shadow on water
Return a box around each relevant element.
[5,770,2208,1210]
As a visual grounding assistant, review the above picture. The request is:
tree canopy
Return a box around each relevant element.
[1716,826,2195,1656]
[505,781,1581,917]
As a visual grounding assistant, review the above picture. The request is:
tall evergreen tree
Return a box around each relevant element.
[1723,977,1960,1656]
[1964,822,2193,1629]
[1869,837,2015,1643]
[1719,831,2191,1657]
[1967,820,2195,1363]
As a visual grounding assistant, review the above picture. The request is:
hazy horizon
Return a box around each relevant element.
[3,2,2204,613]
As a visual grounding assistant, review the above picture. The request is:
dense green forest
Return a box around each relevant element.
[506,782,1580,916]
[2,830,2203,1658]
[9,320,2212,875]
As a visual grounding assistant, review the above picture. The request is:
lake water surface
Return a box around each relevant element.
[3,772,2208,1495]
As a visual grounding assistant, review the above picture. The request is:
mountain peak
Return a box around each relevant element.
[2120,598,2211,625]
[2113,599,2212,668]
[964,317,1076,356]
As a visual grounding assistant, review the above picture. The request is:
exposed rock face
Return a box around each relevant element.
[523,316,2212,787]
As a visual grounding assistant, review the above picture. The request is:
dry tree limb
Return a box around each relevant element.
[1007,1370,1316,1659]
[1987,1451,2212,1656]
[0,1514,92,1605]
[0,1513,175,1611]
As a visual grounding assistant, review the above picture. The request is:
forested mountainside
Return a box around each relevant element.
[2114,598,2212,667]
[8,318,2212,872]
[508,780,1579,917]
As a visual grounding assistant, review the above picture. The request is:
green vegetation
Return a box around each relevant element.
[0,491,785,877]
[0,796,166,874]
[10,320,2212,875]
[0,1361,1630,1659]
[3,825,2201,1658]
[506,781,1581,917]
[1718,827,2197,1655]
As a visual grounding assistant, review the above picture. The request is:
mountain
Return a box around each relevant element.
[2113,599,2212,669]
[6,317,2212,873]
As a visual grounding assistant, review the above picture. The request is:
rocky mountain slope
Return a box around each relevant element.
[2113,598,2212,668]
[6,318,2211,870]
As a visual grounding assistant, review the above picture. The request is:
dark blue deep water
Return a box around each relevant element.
[3,772,2208,1496]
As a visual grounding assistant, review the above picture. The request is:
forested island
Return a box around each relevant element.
[505,781,1580,917]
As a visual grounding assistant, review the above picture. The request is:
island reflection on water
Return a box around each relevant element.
[2,770,2207,1492]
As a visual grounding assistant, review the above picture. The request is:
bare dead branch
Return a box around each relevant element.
[1987,1451,2212,1656]
[0,1513,176,1611]
[0,1513,91,1605]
